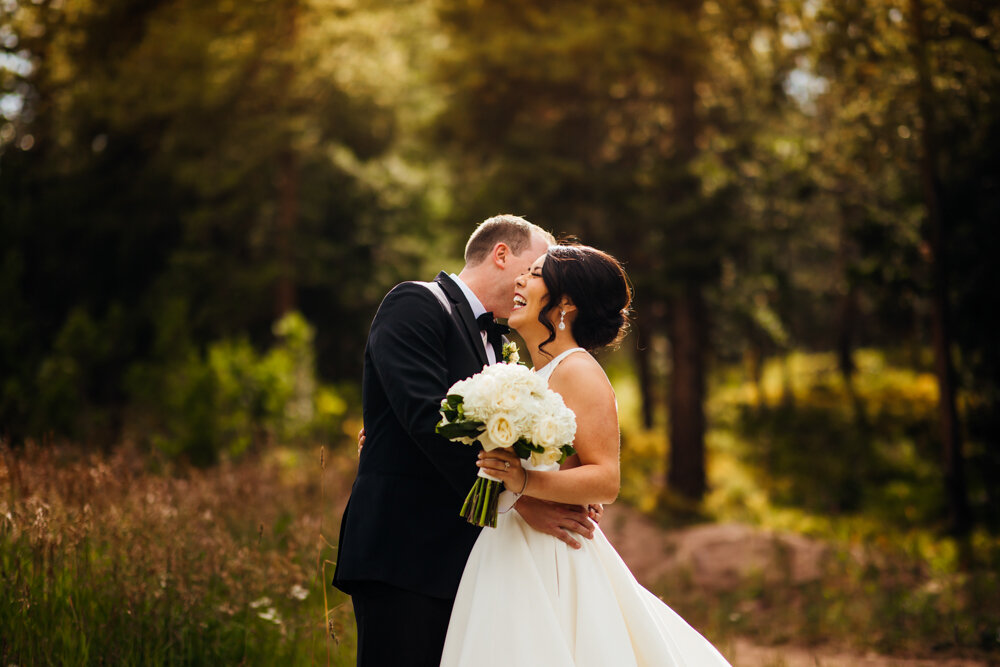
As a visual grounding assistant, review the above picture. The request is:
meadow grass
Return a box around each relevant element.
[0,441,359,665]
[3,348,998,663]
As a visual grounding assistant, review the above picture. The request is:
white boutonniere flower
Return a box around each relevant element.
[501,341,520,364]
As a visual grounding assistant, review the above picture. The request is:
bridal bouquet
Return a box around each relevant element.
[436,362,576,528]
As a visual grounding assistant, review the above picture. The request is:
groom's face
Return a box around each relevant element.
[495,234,550,319]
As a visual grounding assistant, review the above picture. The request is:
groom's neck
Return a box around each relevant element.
[457,265,498,313]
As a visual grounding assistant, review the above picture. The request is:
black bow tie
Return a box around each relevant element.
[476,312,509,351]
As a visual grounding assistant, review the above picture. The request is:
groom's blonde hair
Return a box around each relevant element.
[464,215,554,266]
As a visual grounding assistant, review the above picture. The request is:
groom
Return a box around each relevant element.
[334,215,599,666]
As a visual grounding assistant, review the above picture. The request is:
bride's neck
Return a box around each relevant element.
[521,329,579,370]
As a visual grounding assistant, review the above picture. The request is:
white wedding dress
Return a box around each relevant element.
[440,348,732,667]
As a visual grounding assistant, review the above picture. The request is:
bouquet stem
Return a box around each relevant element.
[460,476,501,528]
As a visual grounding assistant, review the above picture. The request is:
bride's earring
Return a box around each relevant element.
[558,310,566,331]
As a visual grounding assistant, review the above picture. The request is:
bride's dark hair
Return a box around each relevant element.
[538,243,632,356]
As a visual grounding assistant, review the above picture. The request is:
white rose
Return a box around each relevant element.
[530,413,567,450]
[449,378,471,397]
[462,374,498,422]
[492,385,525,415]
[530,447,563,468]
[504,345,520,364]
[487,366,532,416]
[494,363,533,386]
[482,413,519,450]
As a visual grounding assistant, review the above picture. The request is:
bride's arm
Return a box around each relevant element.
[478,355,620,505]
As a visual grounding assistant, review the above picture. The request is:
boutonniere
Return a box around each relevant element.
[501,341,521,364]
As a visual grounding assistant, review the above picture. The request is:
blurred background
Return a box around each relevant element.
[1,0,998,664]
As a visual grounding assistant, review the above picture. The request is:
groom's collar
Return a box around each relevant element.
[435,271,490,367]
[449,273,488,321]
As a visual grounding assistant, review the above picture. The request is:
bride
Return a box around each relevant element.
[440,244,732,666]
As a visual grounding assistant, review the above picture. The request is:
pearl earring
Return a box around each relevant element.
[558,310,566,331]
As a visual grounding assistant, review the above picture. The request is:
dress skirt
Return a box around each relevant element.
[440,507,732,667]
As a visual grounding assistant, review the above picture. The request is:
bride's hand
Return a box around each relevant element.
[588,503,604,523]
[476,449,526,494]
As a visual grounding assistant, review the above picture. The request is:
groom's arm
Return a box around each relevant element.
[367,282,479,495]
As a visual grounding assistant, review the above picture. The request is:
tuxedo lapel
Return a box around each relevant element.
[435,272,489,367]
[492,335,506,363]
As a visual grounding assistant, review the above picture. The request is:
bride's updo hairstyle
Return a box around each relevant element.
[538,243,632,355]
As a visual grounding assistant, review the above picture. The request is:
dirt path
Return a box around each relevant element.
[599,504,989,667]
[723,639,988,667]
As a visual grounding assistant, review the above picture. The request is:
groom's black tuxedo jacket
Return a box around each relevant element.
[333,272,503,600]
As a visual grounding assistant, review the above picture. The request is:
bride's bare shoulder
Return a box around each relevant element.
[548,351,614,402]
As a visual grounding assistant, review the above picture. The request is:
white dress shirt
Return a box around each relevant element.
[450,273,497,365]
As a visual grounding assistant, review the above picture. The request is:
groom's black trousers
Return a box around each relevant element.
[350,581,454,666]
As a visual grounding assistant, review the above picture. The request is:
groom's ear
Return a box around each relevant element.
[491,242,510,268]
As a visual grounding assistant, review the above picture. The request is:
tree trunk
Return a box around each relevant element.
[667,286,708,500]
[835,287,858,380]
[835,204,858,386]
[275,148,298,317]
[910,0,970,534]
[835,201,868,425]
[743,342,765,409]
[667,0,712,502]
[661,0,708,503]
[632,309,657,429]
[274,1,300,319]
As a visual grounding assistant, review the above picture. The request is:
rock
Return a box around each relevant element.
[601,504,829,591]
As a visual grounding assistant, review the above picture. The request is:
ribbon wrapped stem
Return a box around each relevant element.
[460,476,502,528]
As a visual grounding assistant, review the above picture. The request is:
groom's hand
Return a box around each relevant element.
[514,496,595,549]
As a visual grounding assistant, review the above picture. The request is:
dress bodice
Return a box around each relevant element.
[533,347,586,382]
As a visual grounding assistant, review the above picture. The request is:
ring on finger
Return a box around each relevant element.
[504,461,510,470]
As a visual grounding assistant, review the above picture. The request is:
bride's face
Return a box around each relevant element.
[508,255,551,332]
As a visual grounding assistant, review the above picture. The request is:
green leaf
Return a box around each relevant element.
[511,438,543,460]
[556,444,576,465]
[436,420,484,440]
[439,394,465,421]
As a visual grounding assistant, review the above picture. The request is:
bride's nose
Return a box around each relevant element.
[515,272,527,286]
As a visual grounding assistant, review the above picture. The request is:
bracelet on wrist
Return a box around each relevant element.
[515,469,529,497]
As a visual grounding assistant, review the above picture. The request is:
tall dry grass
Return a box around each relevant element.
[0,441,358,665]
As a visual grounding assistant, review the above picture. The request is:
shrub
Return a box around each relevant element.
[128,312,347,465]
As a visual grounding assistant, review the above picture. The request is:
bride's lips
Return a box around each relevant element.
[512,293,527,310]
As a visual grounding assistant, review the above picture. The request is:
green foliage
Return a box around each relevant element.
[0,0,439,446]
[128,312,346,466]
[35,308,111,436]
[14,304,131,442]
[431,0,737,283]
[614,345,993,534]
[703,349,1000,534]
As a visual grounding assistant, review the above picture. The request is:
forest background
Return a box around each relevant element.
[1,0,999,664]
